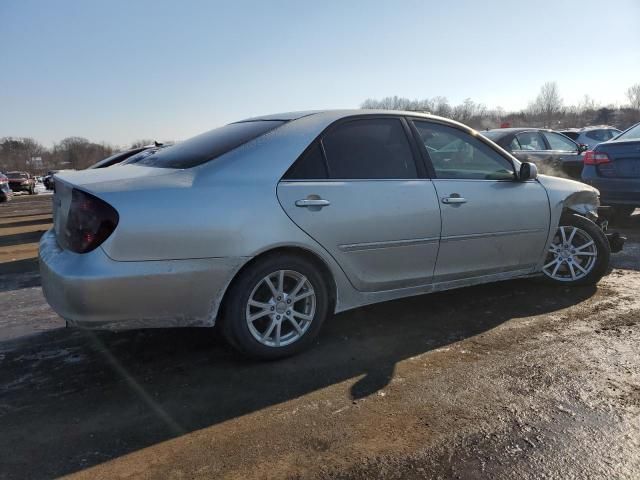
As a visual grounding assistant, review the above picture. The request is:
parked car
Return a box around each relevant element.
[481,128,587,179]
[40,110,621,359]
[0,173,12,202]
[6,171,37,194]
[87,142,166,169]
[582,121,640,220]
[43,171,58,190]
[560,126,622,149]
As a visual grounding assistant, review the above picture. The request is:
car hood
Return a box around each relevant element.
[537,174,598,195]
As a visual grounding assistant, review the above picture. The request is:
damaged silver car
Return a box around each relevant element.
[39,110,623,358]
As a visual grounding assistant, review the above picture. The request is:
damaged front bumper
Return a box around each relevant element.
[593,211,626,254]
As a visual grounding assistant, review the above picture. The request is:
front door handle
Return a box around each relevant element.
[442,195,467,204]
[295,198,331,208]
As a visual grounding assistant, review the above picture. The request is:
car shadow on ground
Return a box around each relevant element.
[610,212,640,272]
[0,278,597,478]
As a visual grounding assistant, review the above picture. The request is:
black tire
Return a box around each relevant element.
[541,214,610,286]
[220,254,330,360]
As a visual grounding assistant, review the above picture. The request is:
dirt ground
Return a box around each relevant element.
[0,194,639,480]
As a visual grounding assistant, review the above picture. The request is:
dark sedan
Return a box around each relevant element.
[582,122,640,220]
[481,128,588,180]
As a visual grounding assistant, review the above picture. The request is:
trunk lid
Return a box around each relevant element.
[596,140,640,178]
[52,165,184,248]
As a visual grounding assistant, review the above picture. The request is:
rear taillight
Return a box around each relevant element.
[62,189,119,253]
[584,150,611,165]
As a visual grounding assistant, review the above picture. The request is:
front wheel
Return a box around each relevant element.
[541,214,610,286]
[220,254,330,359]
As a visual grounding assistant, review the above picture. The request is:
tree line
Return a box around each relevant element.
[362,82,640,132]
[0,137,160,175]
[2,82,639,174]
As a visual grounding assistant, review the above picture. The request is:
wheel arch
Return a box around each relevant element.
[217,245,338,323]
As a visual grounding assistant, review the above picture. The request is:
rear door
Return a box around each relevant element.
[410,120,550,283]
[277,116,441,292]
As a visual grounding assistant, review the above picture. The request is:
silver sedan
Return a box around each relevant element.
[40,110,612,358]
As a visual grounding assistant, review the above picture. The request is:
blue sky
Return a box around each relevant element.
[1,0,639,146]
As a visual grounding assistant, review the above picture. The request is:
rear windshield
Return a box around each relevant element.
[615,123,640,141]
[129,120,286,169]
[480,130,501,141]
[7,172,27,178]
[560,131,579,140]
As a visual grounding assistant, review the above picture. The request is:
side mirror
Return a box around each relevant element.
[519,162,538,181]
[578,144,589,153]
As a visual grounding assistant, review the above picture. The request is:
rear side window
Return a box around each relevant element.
[284,142,328,179]
[560,131,579,141]
[131,120,285,169]
[322,118,417,179]
[585,129,609,142]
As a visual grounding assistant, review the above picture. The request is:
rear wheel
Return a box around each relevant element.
[220,254,330,359]
[541,214,609,286]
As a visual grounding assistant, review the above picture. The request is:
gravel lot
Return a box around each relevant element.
[0,194,639,479]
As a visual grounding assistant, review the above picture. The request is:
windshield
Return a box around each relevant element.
[616,123,640,141]
[7,172,27,179]
[129,120,286,169]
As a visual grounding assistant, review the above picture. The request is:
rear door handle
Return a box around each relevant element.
[295,198,331,208]
[442,196,467,204]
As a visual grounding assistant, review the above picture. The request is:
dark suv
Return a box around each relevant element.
[582,122,640,220]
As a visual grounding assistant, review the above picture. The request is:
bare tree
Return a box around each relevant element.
[626,84,640,110]
[130,139,156,148]
[528,82,564,128]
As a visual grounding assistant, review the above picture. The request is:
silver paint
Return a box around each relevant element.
[39,110,603,330]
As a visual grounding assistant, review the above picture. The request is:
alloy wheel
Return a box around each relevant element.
[245,269,316,347]
[542,226,598,282]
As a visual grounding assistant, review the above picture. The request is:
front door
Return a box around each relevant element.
[410,120,550,283]
[277,117,441,292]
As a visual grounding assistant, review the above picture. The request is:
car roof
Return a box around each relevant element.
[235,109,472,130]
[481,127,548,139]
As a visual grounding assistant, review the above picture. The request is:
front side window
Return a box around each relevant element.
[321,118,417,179]
[516,131,547,151]
[543,131,578,152]
[412,121,514,180]
[131,120,285,169]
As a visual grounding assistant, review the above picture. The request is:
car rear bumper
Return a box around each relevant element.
[39,229,245,329]
[581,174,640,206]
